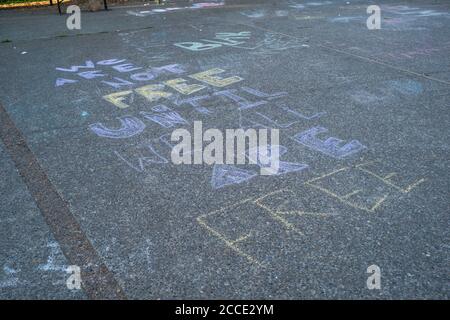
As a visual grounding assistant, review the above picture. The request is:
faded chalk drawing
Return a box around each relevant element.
[175,42,221,52]
[196,197,267,267]
[211,164,258,189]
[100,237,155,281]
[376,5,450,30]
[214,86,288,111]
[329,16,364,23]
[174,32,251,51]
[55,60,186,89]
[115,144,168,172]
[382,17,427,31]
[275,10,289,17]
[238,112,271,130]
[349,90,387,104]
[246,144,289,162]
[55,78,78,87]
[214,89,267,110]
[135,84,173,104]
[273,161,309,175]
[86,67,248,145]
[119,30,174,60]
[193,53,249,72]
[383,5,449,18]
[174,31,307,56]
[288,2,305,10]
[55,60,95,72]
[350,79,424,104]
[385,79,423,96]
[356,161,426,194]
[324,39,450,61]
[37,241,68,272]
[252,105,325,128]
[280,106,326,120]
[306,162,426,213]
[240,10,266,18]
[239,8,288,18]
[102,77,134,90]
[126,10,146,17]
[190,68,243,87]
[103,90,134,109]
[191,2,224,9]
[89,116,146,139]
[140,105,189,128]
[75,59,412,201]
[0,265,19,288]
[197,187,337,267]
[254,189,334,236]
[306,1,332,6]
[306,167,389,213]
[248,33,307,56]
[199,156,426,266]
[165,78,206,95]
[171,94,214,115]
[256,189,335,219]
[127,2,224,17]
[241,86,288,100]
[158,133,176,149]
[77,70,106,80]
[292,126,366,159]
[97,67,241,110]
[246,145,308,176]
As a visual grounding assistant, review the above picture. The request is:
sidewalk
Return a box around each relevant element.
[0,0,449,299]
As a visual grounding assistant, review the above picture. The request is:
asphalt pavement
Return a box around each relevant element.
[0,0,449,299]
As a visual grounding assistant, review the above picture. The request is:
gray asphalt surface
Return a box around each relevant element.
[0,0,449,299]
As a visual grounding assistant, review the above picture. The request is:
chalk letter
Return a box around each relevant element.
[56,60,94,72]
[135,84,172,103]
[77,70,105,79]
[165,78,206,95]
[140,105,188,128]
[115,144,168,172]
[190,68,243,87]
[214,89,266,110]
[152,64,186,75]
[130,70,156,82]
[112,63,142,73]
[89,116,145,139]
[101,77,134,89]
[174,42,222,51]
[55,78,78,87]
[103,90,133,109]
[97,59,126,65]
[292,126,366,159]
